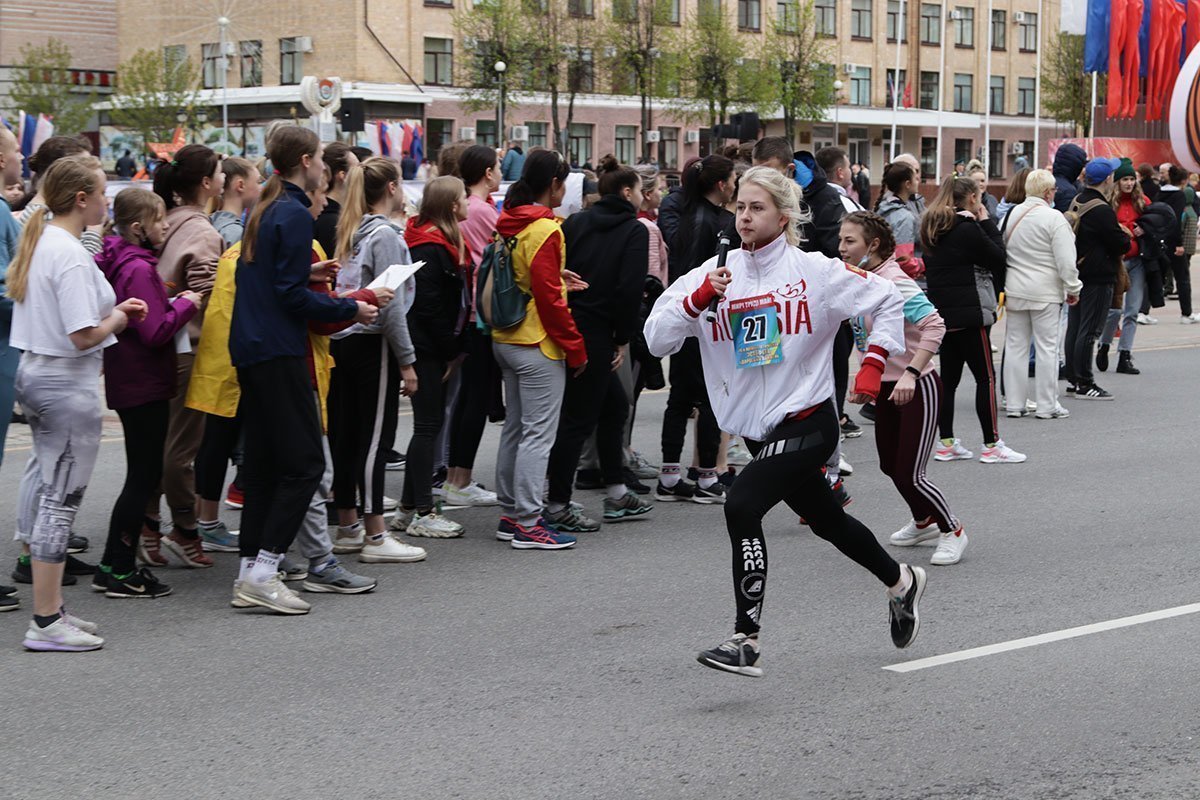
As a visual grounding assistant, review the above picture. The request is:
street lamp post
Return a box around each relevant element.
[196,109,208,147]
[176,109,189,144]
[494,60,507,147]
[833,79,844,143]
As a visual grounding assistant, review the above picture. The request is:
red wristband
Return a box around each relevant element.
[683,276,718,318]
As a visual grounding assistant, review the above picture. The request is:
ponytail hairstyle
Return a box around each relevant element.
[8,154,103,302]
[334,156,400,262]
[437,140,473,179]
[841,210,896,262]
[153,143,220,210]
[737,166,808,247]
[875,162,915,210]
[459,144,500,188]
[241,126,320,263]
[413,176,467,258]
[595,154,639,199]
[322,141,356,192]
[109,187,167,244]
[682,154,735,208]
[920,175,978,251]
[504,148,570,210]
[633,162,660,196]
[221,156,256,185]
[27,135,90,190]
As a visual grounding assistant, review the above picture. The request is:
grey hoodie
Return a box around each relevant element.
[876,192,920,252]
[345,214,415,366]
[210,210,244,249]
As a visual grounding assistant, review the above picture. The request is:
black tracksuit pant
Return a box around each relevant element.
[104,400,170,574]
[1065,282,1114,387]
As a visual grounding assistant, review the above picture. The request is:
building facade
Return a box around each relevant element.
[114,0,1067,183]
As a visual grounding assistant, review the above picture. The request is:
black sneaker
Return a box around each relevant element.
[0,595,17,612]
[692,481,727,505]
[574,468,604,491]
[1096,344,1110,372]
[654,479,696,502]
[718,468,738,488]
[105,568,172,599]
[859,402,876,423]
[67,534,89,554]
[831,478,852,508]
[888,564,927,649]
[431,465,448,490]
[0,583,16,597]
[622,469,651,495]
[1075,383,1114,401]
[11,558,76,585]
[384,449,406,471]
[1065,383,1077,395]
[840,416,863,438]
[91,566,111,592]
[65,555,96,575]
[697,632,762,677]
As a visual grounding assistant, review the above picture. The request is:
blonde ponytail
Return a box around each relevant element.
[335,163,368,263]
[7,207,47,302]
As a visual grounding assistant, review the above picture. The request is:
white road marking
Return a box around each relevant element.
[884,603,1200,673]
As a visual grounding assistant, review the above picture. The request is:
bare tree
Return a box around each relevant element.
[760,0,836,144]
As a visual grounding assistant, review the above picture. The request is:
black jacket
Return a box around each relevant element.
[314,197,341,261]
[1052,144,1087,212]
[667,197,735,285]
[795,150,846,259]
[562,195,650,348]
[406,242,465,362]
[657,187,685,248]
[923,214,1007,329]
[1141,177,1160,203]
[1158,186,1188,249]
[1073,187,1131,285]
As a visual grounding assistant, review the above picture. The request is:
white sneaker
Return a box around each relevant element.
[727,441,753,466]
[230,580,253,608]
[979,439,1027,463]
[1035,404,1070,419]
[382,495,399,512]
[407,512,465,539]
[934,438,973,461]
[332,523,364,553]
[22,617,105,651]
[359,535,428,563]
[1137,313,1158,325]
[838,455,853,476]
[235,575,311,615]
[1181,315,1199,325]
[930,528,968,565]
[62,611,99,635]
[1025,398,1037,412]
[442,481,499,507]
[388,509,415,532]
[889,517,940,546]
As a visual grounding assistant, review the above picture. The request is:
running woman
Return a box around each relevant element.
[645,167,926,678]
[838,212,967,566]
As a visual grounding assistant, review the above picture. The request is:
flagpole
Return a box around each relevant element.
[1090,72,1097,136]
[1033,0,1043,168]
[983,0,993,176]
[890,0,904,160]
[935,7,947,182]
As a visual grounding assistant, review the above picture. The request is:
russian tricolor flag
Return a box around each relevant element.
[15,112,54,177]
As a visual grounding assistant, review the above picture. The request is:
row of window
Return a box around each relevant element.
[847,67,1036,115]
[815,0,1037,50]
[918,136,1034,180]
[182,37,307,89]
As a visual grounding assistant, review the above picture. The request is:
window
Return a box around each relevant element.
[569,0,593,16]
[849,65,871,106]
[848,127,870,167]
[568,48,594,92]
[279,38,303,85]
[814,0,836,35]
[953,6,973,47]
[1019,12,1038,51]
[526,121,549,148]
[988,140,1004,178]
[426,119,454,160]
[991,9,1006,49]
[953,73,972,112]
[239,40,262,88]
[738,0,761,28]
[851,0,872,39]
[920,137,937,179]
[426,0,453,6]
[1019,140,1034,161]
[163,45,187,70]
[919,70,939,109]
[669,0,681,23]
[812,124,834,153]
[615,125,637,165]
[954,138,973,165]
[886,0,907,42]
[613,0,635,19]
[657,126,679,170]
[698,0,721,18]
[885,68,907,107]
[569,123,594,166]
[1017,77,1036,116]
[777,0,800,32]
[476,120,498,148]
[920,3,941,44]
[989,75,1004,114]
[424,38,453,86]
[201,43,221,89]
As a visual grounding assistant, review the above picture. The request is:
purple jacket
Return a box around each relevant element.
[96,235,198,410]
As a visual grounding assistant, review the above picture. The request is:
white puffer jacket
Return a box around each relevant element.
[1002,197,1083,304]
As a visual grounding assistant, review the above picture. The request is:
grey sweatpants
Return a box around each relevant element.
[14,354,103,564]
[494,342,565,526]
[292,395,336,566]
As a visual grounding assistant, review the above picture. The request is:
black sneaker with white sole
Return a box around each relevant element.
[105,568,172,599]
[888,564,926,649]
[840,416,863,438]
[1075,383,1114,400]
[697,632,762,677]
[692,482,727,504]
[654,479,696,502]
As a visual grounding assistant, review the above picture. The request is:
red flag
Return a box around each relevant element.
[902,82,913,108]
[1188,0,1200,58]
[1147,0,1185,119]
[1108,0,1143,118]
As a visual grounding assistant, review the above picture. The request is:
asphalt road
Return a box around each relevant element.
[2,316,1199,800]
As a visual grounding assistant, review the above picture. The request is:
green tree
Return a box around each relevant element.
[523,0,598,154]
[603,0,677,162]
[108,49,202,151]
[453,0,528,123]
[1043,32,1098,137]
[760,0,836,144]
[4,39,95,136]
[675,2,770,131]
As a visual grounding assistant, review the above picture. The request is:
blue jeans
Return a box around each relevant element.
[0,299,19,468]
[1100,257,1144,353]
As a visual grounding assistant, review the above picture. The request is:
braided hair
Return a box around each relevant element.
[841,210,896,262]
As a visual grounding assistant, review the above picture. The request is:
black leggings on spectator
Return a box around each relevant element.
[103,401,170,574]
[195,412,242,502]
[329,335,400,517]
[401,354,447,513]
[832,321,853,419]
[661,338,720,466]
[937,327,999,445]
[448,326,496,471]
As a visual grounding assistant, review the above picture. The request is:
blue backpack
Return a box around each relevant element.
[475,232,528,331]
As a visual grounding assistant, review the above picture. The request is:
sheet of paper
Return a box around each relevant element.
[170,296,193,354]
[367,261,424,292]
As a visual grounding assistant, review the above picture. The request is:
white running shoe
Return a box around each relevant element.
[62,612,99,635]
[889,518,940,547]
[235,575,311,615]
[382,495,399,512]
[1136,313,1158,325]
[407,512,465,539]
[22,617,104,651]
[1181,315,1199,325]
[388,509,415,533]
[838,455,853,476]
[979,439,1027,463]
[332,524,365,554]
[930,528,968,565]
[726,441,753,466]
[442,482,499,507]
[934,438,973,462]
[1035,404,1070,419]
[359,535,428,563]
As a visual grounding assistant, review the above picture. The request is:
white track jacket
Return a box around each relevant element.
[644,233,905,442]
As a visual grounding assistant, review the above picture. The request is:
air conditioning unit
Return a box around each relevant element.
[685,129,700,144]
[645,130,661,143]
[460,126,476,140]
[222,42,237,57]
[604,46,618,58]
[510,125,530,141]
[1010,141,1025,155]
[842,62,857,75]
[1013,11,1026,23]
[295,36,314,53]
[948,8,963,20]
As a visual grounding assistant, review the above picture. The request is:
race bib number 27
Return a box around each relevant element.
[729,294,783,369]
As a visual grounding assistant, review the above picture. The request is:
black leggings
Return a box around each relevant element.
[195,412,241,502]
[661,337,720,466]
[401,353,447,513]
[546,344,628,504]
[103,401,170,574]
[725,402,901,636]
[937,327,998,444]
[329,335,400,516]
[832,321,854,419]
[448,326,496,471]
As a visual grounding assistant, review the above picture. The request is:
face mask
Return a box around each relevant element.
[857,246,876,269]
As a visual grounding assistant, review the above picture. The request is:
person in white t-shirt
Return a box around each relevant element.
[7,155,147,653]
